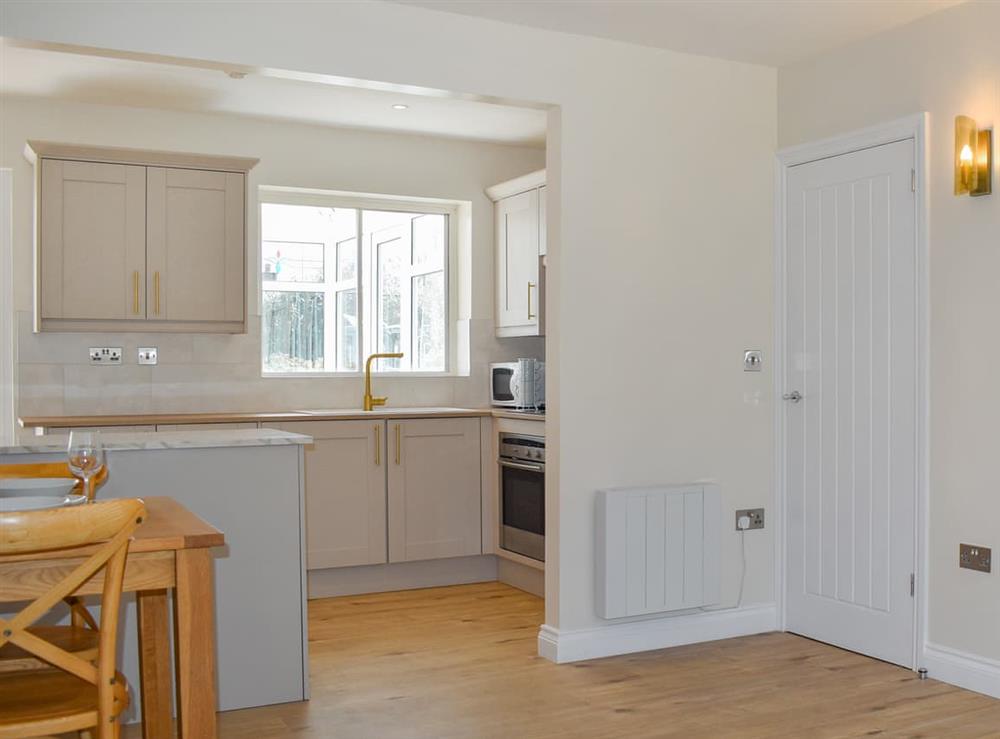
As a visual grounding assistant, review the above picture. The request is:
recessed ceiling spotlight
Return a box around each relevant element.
[391,104,409,110]
[227,70,247,80]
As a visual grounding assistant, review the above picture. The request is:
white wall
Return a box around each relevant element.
[2,1,777,653]
[779,0,1000,681]
[1,95,545,416]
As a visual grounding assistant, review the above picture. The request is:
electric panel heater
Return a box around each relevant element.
[596,484,721,619]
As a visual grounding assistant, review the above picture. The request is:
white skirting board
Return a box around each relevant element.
[537,603,777,663]
[923,643,1000,699]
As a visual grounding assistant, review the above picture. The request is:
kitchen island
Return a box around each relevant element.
[0,428,311,721]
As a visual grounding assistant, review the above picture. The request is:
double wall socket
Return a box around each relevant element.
[89,347,122,365]
[960,544,992,573]
[735,508,765,530]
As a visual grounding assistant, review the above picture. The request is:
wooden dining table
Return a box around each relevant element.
[0,496,225,739]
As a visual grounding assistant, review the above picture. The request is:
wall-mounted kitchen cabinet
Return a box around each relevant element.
[26,141,258,333]
[275,417,482,571]
[487,169,546,338]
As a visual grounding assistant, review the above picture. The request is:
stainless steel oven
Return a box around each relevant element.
[499,433,545,562]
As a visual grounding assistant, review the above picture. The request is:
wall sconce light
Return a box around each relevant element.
[955,115,992,196]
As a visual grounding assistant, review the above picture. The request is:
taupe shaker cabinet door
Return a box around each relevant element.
[39,159,147,322]
[275,420,388,570]
[146,167,245,323]
[387,418,482,563]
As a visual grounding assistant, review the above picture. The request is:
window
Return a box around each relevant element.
[261,195,450,374]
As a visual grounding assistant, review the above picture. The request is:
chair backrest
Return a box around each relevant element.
[0,461,108,501]
[0,499,145,728]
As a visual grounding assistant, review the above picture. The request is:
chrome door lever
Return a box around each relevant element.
[782,391,802,403]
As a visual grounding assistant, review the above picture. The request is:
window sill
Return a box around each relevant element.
[261,371,462,379]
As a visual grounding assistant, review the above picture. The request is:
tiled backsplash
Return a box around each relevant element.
[15,310,543,417]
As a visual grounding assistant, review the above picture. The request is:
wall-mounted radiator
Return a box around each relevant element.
[596,484,721,619]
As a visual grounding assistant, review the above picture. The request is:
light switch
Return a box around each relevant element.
[138,347,158,365]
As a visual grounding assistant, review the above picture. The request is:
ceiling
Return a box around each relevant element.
[0,40,547,147]
[395,0,965,67]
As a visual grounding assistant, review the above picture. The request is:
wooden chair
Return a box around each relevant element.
[0,498,145,739]
[0,462,110,672]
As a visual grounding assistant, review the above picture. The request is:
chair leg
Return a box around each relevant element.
[93,720,121,739]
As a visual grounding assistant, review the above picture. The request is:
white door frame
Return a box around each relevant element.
[773,113,930,670]
[0,168,14,447]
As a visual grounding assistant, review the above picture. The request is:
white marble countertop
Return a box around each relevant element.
[0,428,313,455]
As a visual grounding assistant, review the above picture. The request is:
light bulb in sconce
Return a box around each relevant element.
[959,143,974,192]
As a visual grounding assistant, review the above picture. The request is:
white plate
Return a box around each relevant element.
[0,494,88,512]
[0,478,78,498]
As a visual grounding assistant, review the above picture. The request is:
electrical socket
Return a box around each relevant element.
[960,544,992,573]
[735,508,765,531]
[89,347,122,365]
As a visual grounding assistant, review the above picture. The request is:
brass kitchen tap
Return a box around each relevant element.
[363,353,404,411]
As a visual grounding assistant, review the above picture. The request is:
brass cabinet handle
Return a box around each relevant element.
[395,424,401,465]
[374,424,381,466]
[132,271,140,315]
[153,271,161,315]
[527,281,536,320]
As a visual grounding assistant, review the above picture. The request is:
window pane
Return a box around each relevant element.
[412,214,445,271]
[262,241,324,283]
[414,271,445,371]
[337,289,358,372]
[377,236,405,370]
[337,238,357,282]
[262,291,324,372]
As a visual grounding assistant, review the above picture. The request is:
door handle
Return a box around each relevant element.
[132,271,140,315]
[395,424,401,465]
[783,391,802,403]
[153,271,161,316]
[499,459,544,473]
[527,281,536,320]
[374,424,381,466]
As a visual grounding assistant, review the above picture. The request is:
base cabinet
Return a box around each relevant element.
[387,418,483,563]
[282,417,482,570]
[276,420,387,569]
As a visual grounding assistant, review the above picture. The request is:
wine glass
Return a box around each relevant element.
[67,430,105,501]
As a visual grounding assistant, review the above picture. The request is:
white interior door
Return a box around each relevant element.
[784,139,917,668]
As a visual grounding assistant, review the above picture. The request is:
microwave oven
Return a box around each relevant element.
[491,359,545,409]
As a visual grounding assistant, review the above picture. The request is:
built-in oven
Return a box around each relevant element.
[499,433,545,562]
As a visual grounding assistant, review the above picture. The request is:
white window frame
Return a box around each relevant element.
[259,187,460,378]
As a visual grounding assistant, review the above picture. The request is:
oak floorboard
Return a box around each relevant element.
[124,582,1000,738]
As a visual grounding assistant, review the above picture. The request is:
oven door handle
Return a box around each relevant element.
[499,459,545,473]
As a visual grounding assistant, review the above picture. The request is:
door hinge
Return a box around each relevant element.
[911,169,916,193]
[910,573,915,597]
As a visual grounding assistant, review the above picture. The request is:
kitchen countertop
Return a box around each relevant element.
[20,407,544,428]
[0,428,313,455]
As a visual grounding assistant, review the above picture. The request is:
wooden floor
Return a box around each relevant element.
[128,582,1000,737]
